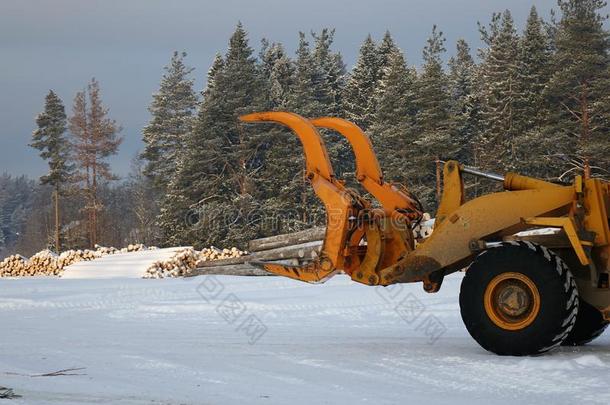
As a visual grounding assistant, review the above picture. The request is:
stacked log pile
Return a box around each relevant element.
[144,247,248,279]
[197,247,247,264]
[144,248,199,279]
[57,249,99,268]
[0,255,28,277]
[26,250,62,276]
[0,244,159,278]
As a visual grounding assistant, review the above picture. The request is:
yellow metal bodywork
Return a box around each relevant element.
[523,217,591,265]
[378,181,576,287]
[584,178,610,247]
[435,161,464,228]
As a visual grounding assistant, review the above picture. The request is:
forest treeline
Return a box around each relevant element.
[1,1,609,257]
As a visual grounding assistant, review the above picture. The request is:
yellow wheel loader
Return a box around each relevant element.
[240,111,610,356]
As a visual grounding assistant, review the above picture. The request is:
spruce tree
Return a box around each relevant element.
[142,51,198,193]
[30,90,71,252]
[344,29,403,130]
[512,7,556,177]
[448,39,479,166]
[172,23,266,248]
[343,35,380,129]
[257,40,310,233]
[280,33,329,228]
[311,28,346,116]
[516,7,551,131]
[370,48,418,184]
[289,32,318,116]
[259,41,294,108]
[377,31,400,72]
[477,11,520,173]
[205,53,225,95]
[412,26,454,209]
[309,29,353,185]
[545,0,610,179]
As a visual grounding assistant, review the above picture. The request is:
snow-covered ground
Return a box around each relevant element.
[61,247,189,279]
[0,274,608,404]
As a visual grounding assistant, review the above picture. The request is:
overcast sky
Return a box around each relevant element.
[0,0,577,178]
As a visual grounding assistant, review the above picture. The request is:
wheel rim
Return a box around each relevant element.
[484,272,541,331]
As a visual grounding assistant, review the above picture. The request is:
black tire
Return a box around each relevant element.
[460,241,579,356]
[562,298,608,346]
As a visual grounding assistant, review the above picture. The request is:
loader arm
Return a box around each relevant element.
[379,162,577,290]
[239,112,362,282]
[310,117,422,221]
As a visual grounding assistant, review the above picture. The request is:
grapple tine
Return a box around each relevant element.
[240,112,335,180]
[239,111,363,283]
[251,260,339,284]
[310,117,422,222]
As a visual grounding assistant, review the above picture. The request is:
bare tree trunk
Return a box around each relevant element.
[92,159,98,247]
[85,162,93,247]
[435,156,442,204]
[581,81,591,179]
[54,186,61,252]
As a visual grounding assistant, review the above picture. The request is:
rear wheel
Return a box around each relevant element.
[460,242,579,355]
[562,299,608,346]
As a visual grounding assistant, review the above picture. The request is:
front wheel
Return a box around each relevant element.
[460,242,579,356]
[562,298,608,346]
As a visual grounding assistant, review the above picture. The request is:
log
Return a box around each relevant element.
[188,263,272,277]
[251,240,322,261]
[248,227,325,252]
[197,255,249,267]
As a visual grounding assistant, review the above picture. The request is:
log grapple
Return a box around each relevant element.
[240,111,610,355]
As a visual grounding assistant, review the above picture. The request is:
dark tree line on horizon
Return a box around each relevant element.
[1,0,609,257]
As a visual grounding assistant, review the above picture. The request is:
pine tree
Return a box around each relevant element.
[545,0,610,179]
[370,48,417,184]
[69,78,123,247]
[343,35,380,129]
[448,39,479,166]
[142,51,197,193]
[412,25,454,209]
[30,90,72,251]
